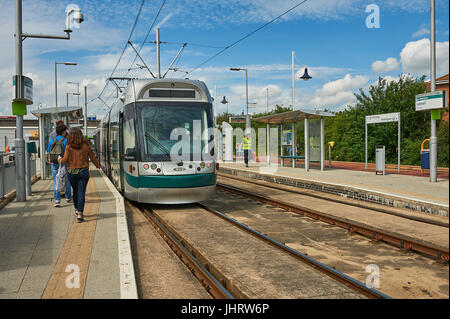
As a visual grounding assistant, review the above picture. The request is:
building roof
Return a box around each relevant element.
[425,73,449,85]
[253,109,335,124]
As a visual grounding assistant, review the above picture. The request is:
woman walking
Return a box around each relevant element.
[58,127,101,223]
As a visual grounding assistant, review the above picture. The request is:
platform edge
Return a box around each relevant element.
[98,169,138,299]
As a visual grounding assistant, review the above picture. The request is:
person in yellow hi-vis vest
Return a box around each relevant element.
[242,132,251,168]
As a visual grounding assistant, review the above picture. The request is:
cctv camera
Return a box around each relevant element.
[73,11,84,24]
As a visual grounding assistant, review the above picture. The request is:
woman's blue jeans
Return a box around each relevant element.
[68,170,90,214]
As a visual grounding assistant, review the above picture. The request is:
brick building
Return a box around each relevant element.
[425,73,449,122]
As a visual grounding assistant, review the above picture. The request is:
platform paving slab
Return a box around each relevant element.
[0,168,135,299]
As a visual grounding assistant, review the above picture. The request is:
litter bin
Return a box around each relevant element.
[375,145,385,175]
[420,139,430,175]
[421,149,430,173]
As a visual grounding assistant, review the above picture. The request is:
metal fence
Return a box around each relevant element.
[0,152,38,199]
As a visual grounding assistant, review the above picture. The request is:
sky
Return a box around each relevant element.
[0,0,448,119]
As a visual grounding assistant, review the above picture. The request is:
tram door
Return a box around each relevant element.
[118,112,125,193]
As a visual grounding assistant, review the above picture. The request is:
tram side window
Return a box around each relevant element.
[123,110,136,160]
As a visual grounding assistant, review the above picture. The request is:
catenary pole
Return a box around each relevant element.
[156,27,161,78]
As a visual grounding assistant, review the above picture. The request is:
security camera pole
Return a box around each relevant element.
[13,0,83,201]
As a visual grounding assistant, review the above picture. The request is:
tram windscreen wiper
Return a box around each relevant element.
[144,132,171,157]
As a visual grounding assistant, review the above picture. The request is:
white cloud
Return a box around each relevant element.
[155,13,175,30]
[309,74,369,109]
[400,38,449,76]
[315,74,369,97]
[311,90,356,108]
[369,75,405,88]
[372,57,400,74]
[412,24,430,38]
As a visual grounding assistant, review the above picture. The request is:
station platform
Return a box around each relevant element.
[218,161,449,217]
[0,166,137,299]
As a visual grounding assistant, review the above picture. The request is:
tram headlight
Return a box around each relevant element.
[150,163,157,170]
[200,162,205,168]
[143,164,150,170]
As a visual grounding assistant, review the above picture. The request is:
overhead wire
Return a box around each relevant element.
[164,41,226,49]
[123,0,167,79]
[95,0,146,101]
[186,0,310,76]
[91,0,166,113]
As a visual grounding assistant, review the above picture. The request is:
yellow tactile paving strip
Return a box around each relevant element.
[42,172,100,299]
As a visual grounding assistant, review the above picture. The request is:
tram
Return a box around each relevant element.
[96,78,216,204]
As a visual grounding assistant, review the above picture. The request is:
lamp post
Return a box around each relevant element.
[291,50,312,110]
[55,62,77,115]
[67,81,80,108]
[14,0,83,202]
[230,68,249,129]
[84,86,88,136]
[65,91,79,107]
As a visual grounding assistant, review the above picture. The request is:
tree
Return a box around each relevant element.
[325,74,446,166]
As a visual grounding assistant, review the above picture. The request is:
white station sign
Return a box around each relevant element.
[415,91,446,111]
[12,75,33,105]
[365,112,400,124]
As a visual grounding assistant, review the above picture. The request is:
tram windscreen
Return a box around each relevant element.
[138,103,213,161]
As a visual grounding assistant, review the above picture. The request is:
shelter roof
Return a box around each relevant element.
[253,109,335,124]
[31,107,82,119]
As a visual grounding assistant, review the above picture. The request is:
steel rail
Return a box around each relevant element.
[197,203,391,299]
[218,173,448,228]
[217,183,449,263]
[140,207,234,299]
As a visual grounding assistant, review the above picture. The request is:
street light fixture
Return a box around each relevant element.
[55,62,77,114]
[221,96,229,114]
[300,67,312,81]
[230,67,250,129]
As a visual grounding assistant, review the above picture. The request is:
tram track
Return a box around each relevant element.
[217,172,448,228]
[126,200,233,299]
[135,202,389,299]
[140,206,234,299]
[196,202,390,299]
[216,176,449,263]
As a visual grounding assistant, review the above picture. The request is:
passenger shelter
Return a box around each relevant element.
[32,106,83,179]
[253,109,335,171]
